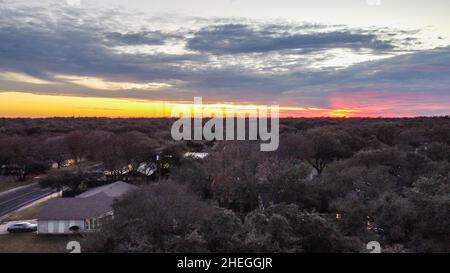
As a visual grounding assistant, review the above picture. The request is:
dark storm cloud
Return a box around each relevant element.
[187,24,393,55]
[0,5,203,83]
[283,46,450,106]
[104,31,177,46]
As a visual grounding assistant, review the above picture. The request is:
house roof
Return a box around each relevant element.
[76,181,137,198]
[136,162,157,176]
[37,193,113,221]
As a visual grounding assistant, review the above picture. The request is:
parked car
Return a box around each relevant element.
[7,222,38,233]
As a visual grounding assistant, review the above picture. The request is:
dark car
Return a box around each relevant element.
[7,222,38,233]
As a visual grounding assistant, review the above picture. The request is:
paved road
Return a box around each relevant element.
[0,183,56,219]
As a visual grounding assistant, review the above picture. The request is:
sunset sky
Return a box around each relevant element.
[0,0,450,117]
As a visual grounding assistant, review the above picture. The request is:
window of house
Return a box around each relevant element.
[84,219,91,230]
[84,218,101,230]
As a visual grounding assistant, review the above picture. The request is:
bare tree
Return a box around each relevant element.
[65,131,90,164]
[118,131,157,170]
[297,129,346,176]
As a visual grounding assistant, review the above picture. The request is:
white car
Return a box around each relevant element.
[7,222,38,233]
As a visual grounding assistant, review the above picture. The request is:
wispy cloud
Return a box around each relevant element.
[0,72,54,85]
[54,75,172,91]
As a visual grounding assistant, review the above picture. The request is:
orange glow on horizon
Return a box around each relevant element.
[328,91,450,118]
[328,109,360,118]
[1,91,441,118]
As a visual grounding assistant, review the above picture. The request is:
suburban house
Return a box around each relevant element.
[105,162,158,183]
[36,181,137,234]
[76,181,138,198]
[122,162,158,184]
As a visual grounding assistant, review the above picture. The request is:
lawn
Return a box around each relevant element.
[0,161,103,194]
[2,200,49,222]
[0,176,38,193]
[0,233,81,253]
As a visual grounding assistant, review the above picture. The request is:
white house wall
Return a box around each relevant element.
[38,220,85,234]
